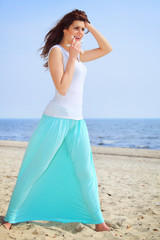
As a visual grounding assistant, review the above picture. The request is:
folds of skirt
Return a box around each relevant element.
[4,114,104,224]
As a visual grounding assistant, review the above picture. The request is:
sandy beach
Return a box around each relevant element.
[0,140,160,240]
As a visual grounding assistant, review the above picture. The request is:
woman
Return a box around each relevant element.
[3,9,112,232]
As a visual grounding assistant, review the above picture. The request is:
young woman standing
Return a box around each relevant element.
[3,9,112,232]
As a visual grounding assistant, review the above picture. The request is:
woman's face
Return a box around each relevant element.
[63,20,85,42]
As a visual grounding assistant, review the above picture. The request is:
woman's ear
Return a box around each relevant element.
[63,28,67,34]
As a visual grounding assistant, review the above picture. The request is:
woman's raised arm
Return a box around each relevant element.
[80,22,113,63]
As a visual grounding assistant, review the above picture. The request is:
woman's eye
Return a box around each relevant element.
[74,27,85,31]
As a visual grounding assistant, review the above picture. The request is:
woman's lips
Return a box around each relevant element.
[72,35,82,40]
[75,37,81,40]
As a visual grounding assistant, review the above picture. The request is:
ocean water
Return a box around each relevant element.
[0,117,160,150]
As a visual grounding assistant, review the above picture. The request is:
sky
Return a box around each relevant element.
[0,0,160,119]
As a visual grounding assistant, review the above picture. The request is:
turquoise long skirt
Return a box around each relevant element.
[4,114,104,224]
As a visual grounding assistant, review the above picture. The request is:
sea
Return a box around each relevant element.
[0,118,160,150]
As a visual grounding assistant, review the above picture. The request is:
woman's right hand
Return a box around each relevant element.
[69,37,82,61]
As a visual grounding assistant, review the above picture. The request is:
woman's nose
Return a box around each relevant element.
[78,29,84,35]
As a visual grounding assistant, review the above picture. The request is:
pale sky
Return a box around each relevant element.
[0,0,160,119]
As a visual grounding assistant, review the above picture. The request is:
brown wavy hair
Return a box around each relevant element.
[38,9,91,71]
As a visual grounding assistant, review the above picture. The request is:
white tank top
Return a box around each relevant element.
[43,44,87,120]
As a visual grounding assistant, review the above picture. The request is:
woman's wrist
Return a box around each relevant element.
[68,56,77,63]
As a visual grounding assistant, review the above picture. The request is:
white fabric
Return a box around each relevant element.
[43,44,87,120]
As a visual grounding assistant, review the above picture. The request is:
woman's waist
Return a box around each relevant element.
[53,94,83,109]
[44,100,82,114]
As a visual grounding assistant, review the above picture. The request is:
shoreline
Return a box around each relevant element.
[0,140,160,157]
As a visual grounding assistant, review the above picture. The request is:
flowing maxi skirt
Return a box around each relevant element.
[4,114,104,224]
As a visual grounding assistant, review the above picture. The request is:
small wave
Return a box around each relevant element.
[134,145,150,149]
[103,140,119,144]
[147,136,158,139]
[98,140,120,146]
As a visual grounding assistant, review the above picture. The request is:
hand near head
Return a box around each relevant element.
[85,21,91,29]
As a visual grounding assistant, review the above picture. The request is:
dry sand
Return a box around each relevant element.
[0,140,160,240]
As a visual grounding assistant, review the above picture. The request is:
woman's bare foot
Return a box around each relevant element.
[95,222,110,231]
[2,219,12,230]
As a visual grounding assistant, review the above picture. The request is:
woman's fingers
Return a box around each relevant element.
[68,37,84,58]
[71,36,84,54]
[72,39,81,50]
